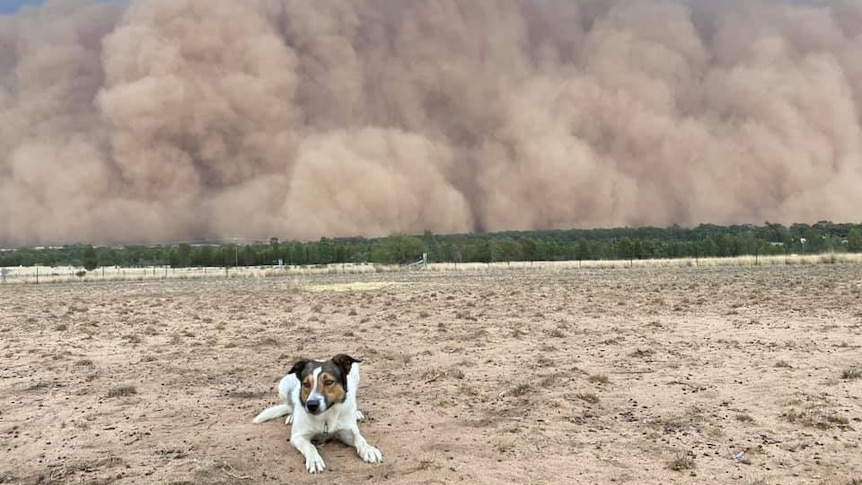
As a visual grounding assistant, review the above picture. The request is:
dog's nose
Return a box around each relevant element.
[306,399,321,412]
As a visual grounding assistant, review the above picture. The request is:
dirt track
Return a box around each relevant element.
[2,264,861,484]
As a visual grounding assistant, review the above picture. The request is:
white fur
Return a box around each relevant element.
[252,362,382,473]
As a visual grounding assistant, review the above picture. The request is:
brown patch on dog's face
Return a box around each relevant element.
[300,372,315,405]
[318,371,346,405]
[287,359,314,406]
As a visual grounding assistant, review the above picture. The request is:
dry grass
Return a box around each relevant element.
[781,408,849,429]
[106,384,137,398]
[508,383,532,397]
[575,392,600,404]
[841,367,862,380]
[588,374,610,385]
[422,367,465,382]
[668,452,695,471]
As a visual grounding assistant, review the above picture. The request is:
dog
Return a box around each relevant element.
[252,354,383,473]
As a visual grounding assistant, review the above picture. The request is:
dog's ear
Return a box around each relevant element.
[288,359,310,377]
[332,354,361,375]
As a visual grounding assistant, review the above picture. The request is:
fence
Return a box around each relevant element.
[1,253,860,285]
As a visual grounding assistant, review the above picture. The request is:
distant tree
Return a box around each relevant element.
[498,238,518,263]
[700,237,718,257]
[804,228,824,253]
[728,236,742,257]
[378,233,426,264]
[519,238,537,261]
[575,238,591,265]
[633,239,645,260]
[83,246,98,271]
[466,238,492,263]
[177,244,192,267]
[848,228,862,252]
[617,237,634,264]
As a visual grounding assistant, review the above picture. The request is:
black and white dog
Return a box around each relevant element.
[253,354,383,473]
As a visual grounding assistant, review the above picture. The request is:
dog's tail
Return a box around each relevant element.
[252,404,292,424]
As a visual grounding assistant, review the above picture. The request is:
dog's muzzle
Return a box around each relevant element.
[306,398,323,414]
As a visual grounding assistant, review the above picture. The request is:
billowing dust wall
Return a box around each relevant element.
[2,0,861,245]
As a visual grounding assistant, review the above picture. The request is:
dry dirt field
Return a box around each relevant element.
[2,263,861,485]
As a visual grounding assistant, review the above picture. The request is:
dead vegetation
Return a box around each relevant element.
[106,384,137,398]
[668,452,696,471]
[842,367,862,380]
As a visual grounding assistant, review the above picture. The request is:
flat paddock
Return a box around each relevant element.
[1,264,860,484]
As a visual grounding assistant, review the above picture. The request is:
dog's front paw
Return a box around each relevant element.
[355,410,366,422]
[358,444,383,464]
[305,453,326,473]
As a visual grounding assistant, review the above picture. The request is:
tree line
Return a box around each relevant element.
[2,221,862,270]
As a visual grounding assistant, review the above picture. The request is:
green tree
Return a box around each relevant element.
[82,246,98,271]
[519,238,537,261]
[575,238,591,264]
[848,228,862,252]
[700,237,718,257]
[498,238,518,263]
[466,238,492,263]
[804,228,824,254]
[617,237,634,263]
[177,243,192,267]
[378,233,426,264]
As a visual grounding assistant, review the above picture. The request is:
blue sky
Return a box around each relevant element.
[0,0,43,14]
[1,0,125,14]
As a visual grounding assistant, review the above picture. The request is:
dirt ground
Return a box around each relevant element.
[2,263,861,485]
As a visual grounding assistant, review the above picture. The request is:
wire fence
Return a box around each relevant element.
[1,252,860,285]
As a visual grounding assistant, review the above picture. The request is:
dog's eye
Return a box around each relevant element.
[302,381,311,388]
[323,379,335,386]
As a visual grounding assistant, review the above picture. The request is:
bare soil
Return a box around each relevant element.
[2,264,861,484]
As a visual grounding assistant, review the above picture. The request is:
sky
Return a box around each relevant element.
[0,0,42,14]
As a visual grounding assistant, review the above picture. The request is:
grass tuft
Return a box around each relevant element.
[841,367,862,380]
[668,452,695,471]
[588,374,610,385]
[575,392,600,404]
[107,384,137,398]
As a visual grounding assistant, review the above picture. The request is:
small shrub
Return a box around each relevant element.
[588,374,609,385]
[782,408,849,429]
[841,367,862,380]
[629,348,654,358]
[107,384,137,398]
[509,383,532,397]
[668,452,695,471]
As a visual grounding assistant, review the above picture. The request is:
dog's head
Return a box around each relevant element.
[288,354,361,415]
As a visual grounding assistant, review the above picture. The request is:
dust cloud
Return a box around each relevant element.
[1,0,861,246]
